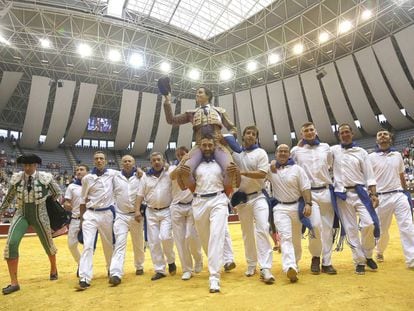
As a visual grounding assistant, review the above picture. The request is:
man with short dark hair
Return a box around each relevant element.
[232,125,274,284]
[134,152,176,281]
[180,134,240,293]
[331,124,379,275]
[1,154,61,295]
[369,129,414,268]
[64,164,89,272]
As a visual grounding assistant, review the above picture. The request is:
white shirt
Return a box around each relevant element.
[369,150,404,192]
[194,161,224,194]
[113,171,143,213]
[291,143,332,187]
[137,170,172,209]
[267,164,310,202]
[169,165,193,204]
[233,148,268,193]
[331,145,376,192]
[81,168,118,209]
[65,183,82,217]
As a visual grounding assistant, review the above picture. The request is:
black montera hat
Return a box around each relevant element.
[16,153,42,164]
[157,76,171,96]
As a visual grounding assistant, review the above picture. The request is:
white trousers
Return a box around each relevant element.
[273,203,302,273]
[109,212,145,278]
[376,192,414,267]
[237,195,273,269]
[170,202,203,273]
[337,192,375,266]
[79,209,114,283]
[223,226,234,264]
[67,218,81,264]
[146,207,175,274]
[310,189,335,266]
[192,193,229,282]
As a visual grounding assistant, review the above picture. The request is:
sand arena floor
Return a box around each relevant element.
[1,219,413,311]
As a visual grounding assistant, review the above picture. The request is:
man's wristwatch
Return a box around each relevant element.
[369,193,378,198]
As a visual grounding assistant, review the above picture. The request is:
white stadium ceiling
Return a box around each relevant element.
[0,0,413,149]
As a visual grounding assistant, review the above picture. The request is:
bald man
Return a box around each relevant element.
[109,155,145,286]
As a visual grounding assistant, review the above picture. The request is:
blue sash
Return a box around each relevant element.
[298,198,315,238]
[354,185,380,238]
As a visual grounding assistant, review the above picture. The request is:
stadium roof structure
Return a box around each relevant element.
[0,0,413,146]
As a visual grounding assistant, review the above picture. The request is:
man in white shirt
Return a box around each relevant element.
[369,129,414,268]
[169,147,203,280]
[64,164,89,274]
[232,125,274,284]
[267,144,312,283]
[290,122,337,275]
[331,124,379,275]
[179,133,240,293]
[77,151,118,290]
[134,152,176,281]
[108,155,145,286]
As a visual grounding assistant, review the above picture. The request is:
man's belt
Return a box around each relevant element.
[345,186,357,190]
[87,206,114,212]
[278,200,299,204]
[377,190,404,196]
[311,185,329,191]
[247,191,259,196]
[149,206,169,211]
[71,216,81,220]
[178,201,193,205]
[193,191,224,198]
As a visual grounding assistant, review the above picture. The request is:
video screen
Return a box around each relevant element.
[87,117,112,133]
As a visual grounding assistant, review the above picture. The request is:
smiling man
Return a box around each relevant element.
[369,129,414,269]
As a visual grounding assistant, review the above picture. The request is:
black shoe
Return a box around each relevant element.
[355,265,365,275]
[168,263,177,276]
[50,272,58,281]
[77,281,90,290]
[136,269,144,276]
[109,276,121,286]
[2,284,20,295]
[287,267,298,283]
[76,267,79,278]
[366,258,378,271]
[151,273,166,281]
[224,262,236,272]
[311,257,321,274]
[321,265,337,275]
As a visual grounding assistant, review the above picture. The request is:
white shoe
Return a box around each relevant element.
[181,272,192,280]
[194,261,203,274]
[209,279,220,293]
[260,268,275,284]
[245,266,256,277]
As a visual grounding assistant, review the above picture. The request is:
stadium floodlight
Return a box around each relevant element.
[0,35,10,46]
[160,61,171,73]
[129,52,144,68]
[268,53,280,65]
[219,67,234,81]
[39,38,51,48]
[246,60,258,72]
[338,20,353,34]
[187,68,201,81]
[77,43,92,57]
[108,49,122,62]
[319,32,330,43]
[361,9,373,20]
[293,43,304,55]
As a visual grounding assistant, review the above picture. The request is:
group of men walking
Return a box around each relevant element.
[1,122,414,295]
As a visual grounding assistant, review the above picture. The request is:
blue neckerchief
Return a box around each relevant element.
[73,178,82,186]
[341,142,356,149]
[147,167,163,176]
[122,167,137,179]
[242,144,259,151]
[303,138,320,146]
[275,158,295,168]
[202,156,215,163]
[375,146,397,153]
[92,167,107,176]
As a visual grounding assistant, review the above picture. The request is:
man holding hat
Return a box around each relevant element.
[0,153,61,295]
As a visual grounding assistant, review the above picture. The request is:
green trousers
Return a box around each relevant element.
[4,202,57,259]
